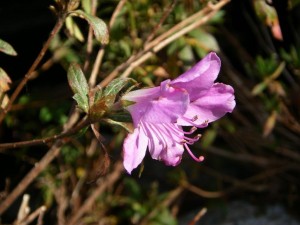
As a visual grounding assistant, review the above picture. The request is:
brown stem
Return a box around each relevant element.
[66,162,123,225]
[0,16,66,125]
[88,0,127,87]
[99,0,230,87]
[144,0,177,44]
[0,117,90,151]
[0,111,81,215]
[0,142,62,215]
[83,0,98,72]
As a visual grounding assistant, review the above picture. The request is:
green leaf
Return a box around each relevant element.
[81,0,92,13]
[39,107,53,122]
[73,93,89,112]
[189,29,220,56]
[65,16,85,42]
[103,118,133,133]
[251,82,267,96]
[178,45,194,62]
[104,78,136,107]
[69,10,109,44]
[201,128,217,148]
[67,63,89,112]
[94,88,102,103]
[0,39,17,56]
[67,0,80,11]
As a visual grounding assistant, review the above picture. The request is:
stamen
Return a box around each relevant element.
[184,143,204,162]
[180,116,201,127]
[192,115,198,122]
[182,126,197,135]
[180,116,209,128]
[181,134,201,145]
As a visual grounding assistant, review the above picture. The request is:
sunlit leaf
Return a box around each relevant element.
[252,82,267,96]
[81,0,92,14]
[0,94,9,109]
[69,10,109,44]
[66,16,85,42]
[0,39,17,56]
[178,45,194,62]
[0,67,12,92]
[263,110,277,137]
[67,0,80,11]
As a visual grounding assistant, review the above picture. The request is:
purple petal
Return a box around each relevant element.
[177,83,235,126]
[171,52,221,101]
[159,142,184,166]
[125,80,189,125]
[123,127,148,174]
[122,86,161,103]
[144,123,183,160]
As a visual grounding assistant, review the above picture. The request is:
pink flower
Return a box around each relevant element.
[122,52,235,174]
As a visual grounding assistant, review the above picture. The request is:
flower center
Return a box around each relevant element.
[141,121,204,163]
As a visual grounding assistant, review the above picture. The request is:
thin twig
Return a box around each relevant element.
[0,109,81,214]
[109,0,127,29]
[120,8,220,78]
[182,182,223,198]
[99,0,230,87]
[36,207,46,225]
[0,142,62,214]
[0,117,90,150]
[66,161,123,225]
[89,46,105,87]
[200,165,269,192]
[83,0,98,72]
[139,187,184,225]
[205,146,275,167]
[18,206,47,225]
[0,16,66,125]
[144,0,177,44]
[88,0,127,87]
[188,208,207,225]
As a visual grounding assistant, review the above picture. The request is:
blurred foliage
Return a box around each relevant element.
[1,0,300,224]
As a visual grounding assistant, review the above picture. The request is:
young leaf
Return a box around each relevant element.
[0,39,17,56]
[89,84,102,104]
[66,16,85,42]
[89,98,107,122]
[67,0,80,11]
[102,118,133,133]
[0,67,12,92]
[81,0,92,14]
[104,78,135,107]
[67,63,89,112]
[69,10,109,45]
